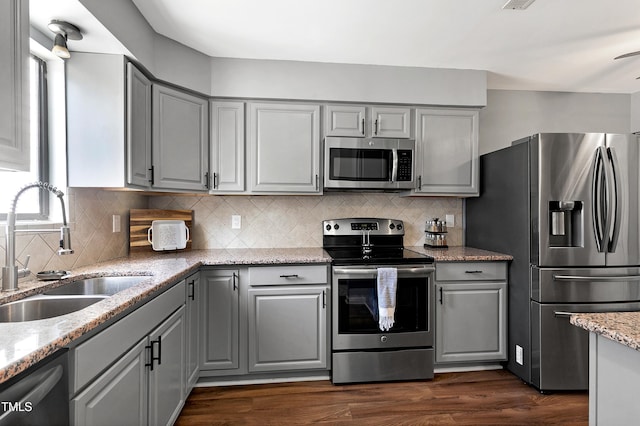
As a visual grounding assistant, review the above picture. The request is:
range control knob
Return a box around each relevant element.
[389,223,395,230]
[325,224,332,231]
[397,224,403,231]
[334,224,340,230]
[380,335,388,343]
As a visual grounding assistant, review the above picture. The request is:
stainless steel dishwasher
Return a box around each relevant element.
[0,349,69,426]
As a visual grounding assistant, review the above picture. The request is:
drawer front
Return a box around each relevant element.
[249,265,328,286]
[436,262,507,282]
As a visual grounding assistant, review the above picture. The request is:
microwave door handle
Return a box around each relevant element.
[391,148,398,183]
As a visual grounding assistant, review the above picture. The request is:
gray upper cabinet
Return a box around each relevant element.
[435,262,507,364]
[210,101,245,192]
[0,0,28,171]
[127,63,153,188]
[325,105,410,139]
[325,105,366,137]
[152,84,209,191]
[371,106,411,138]
[67,53,129,187]
[249,102,321,193]
[414,108,479,196]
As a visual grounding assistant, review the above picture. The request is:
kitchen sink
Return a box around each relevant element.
[44,276,152,296]
[0,295,109,323]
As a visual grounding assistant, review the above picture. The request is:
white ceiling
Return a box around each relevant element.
[129,0,640,94]
[30,0,640,94]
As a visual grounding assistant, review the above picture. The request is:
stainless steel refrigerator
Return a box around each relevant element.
[466,133,640,391]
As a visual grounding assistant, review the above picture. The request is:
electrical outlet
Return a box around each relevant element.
[445,214,455,228]
[516,345,524,365]
[231,215,241,229]
[112,215,121,233]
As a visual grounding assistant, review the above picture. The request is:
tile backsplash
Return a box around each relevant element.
[0,188,147,277]
[0,190,462,282]
[148,193,463,249]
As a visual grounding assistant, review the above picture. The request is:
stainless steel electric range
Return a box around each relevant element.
[323,218,435,384]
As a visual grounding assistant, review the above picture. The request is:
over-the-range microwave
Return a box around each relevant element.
[323,137,416,191]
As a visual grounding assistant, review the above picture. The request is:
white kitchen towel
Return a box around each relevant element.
[377,267,397,331]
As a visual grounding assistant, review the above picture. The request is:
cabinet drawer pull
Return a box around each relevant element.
[279,274,299,278]
[465,270,484,274]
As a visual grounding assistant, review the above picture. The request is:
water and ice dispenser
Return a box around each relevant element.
[549,201,583,247]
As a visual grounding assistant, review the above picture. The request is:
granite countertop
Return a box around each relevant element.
[408,246,513,262]
[571,312,640,351]
[0,245,510,385]
[0,248,330,385]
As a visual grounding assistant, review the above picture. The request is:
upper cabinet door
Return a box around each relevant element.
[371,106,411,138]
[152,84,209,191]
[415,108,479,196]
[127,63,152,188]
[0,0,29,171]
[210,101,245,192]
[325,105,365,137]
[249,103,321,193]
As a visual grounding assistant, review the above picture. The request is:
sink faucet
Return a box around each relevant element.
[2,182,74,292]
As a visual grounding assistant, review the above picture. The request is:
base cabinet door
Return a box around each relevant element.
[72,339,148,426]
[248,286,328,372]
[435,281,507,363]
[200,269,240,371]
[185,273,200,393]
[148,306,186,426]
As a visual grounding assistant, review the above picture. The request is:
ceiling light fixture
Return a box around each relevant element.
[502,0,536,10]
[47,20,83,59]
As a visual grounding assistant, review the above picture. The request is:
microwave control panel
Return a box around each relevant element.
[397,150,413,181]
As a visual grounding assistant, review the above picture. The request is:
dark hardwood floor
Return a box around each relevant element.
[176,369,588,425]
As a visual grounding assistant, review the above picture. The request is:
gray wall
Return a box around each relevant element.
[479,90,631,155]
[210,57,486,106]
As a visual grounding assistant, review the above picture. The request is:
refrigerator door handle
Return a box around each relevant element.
[591,147,606,252]
[553,274,640,282]
[601,146,615,252]
[607,147,621,252]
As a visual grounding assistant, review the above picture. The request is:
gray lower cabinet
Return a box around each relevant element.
[70,281,186,426]
[435,262,507,364]
[247,265,330,373]
[199,269,241,373]
[185,272,200,393]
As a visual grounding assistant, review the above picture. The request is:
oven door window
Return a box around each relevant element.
[337,277,428,333]
[329,148,392,181]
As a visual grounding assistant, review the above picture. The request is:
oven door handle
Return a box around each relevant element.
[333,267,431,276]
